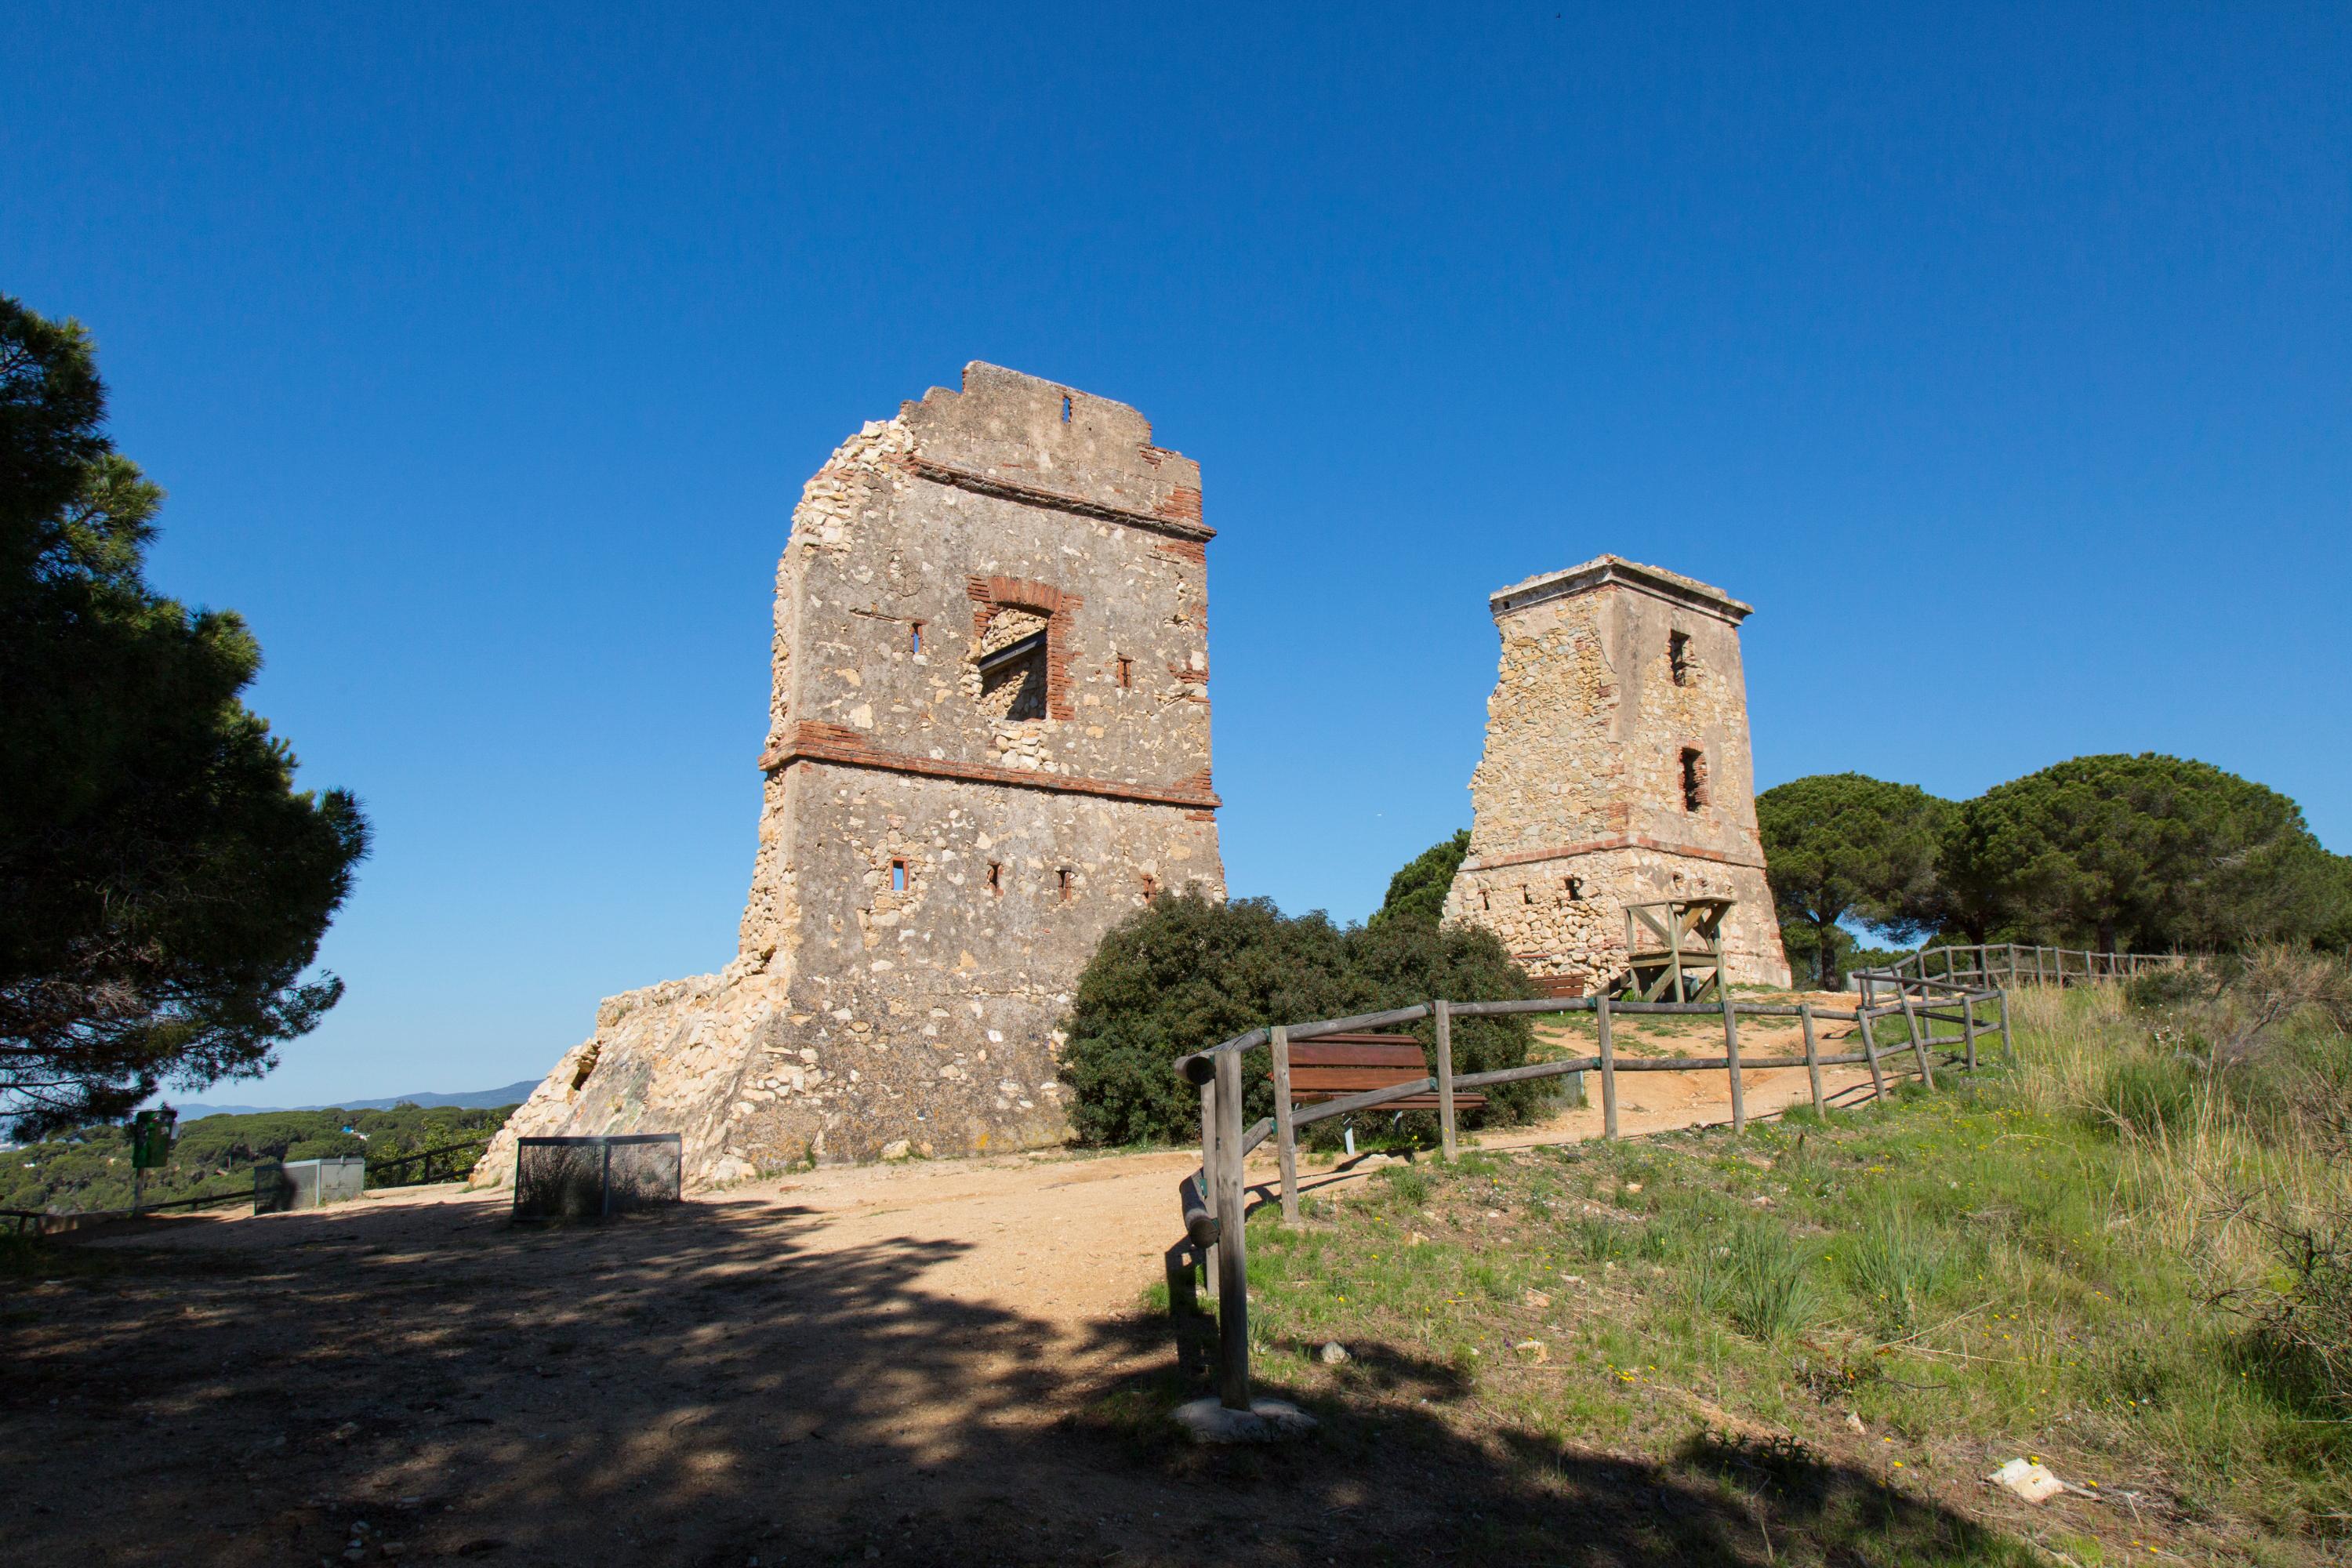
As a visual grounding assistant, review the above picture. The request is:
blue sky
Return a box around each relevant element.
[8,3,2347,1106]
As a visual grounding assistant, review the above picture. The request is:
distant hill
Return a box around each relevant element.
[169,1080,541,1122]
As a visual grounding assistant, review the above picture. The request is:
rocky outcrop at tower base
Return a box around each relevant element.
[477,958,787,1190]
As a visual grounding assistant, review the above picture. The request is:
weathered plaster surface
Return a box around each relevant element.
[480,365,1224,1187]
[1443,557,1792,993]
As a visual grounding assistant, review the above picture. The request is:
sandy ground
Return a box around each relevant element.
[0,1007,1927,1566]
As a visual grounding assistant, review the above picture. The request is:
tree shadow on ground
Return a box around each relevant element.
[0,1192,2028,1566]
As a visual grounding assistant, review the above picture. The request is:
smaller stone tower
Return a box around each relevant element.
[1443,556,1791,993]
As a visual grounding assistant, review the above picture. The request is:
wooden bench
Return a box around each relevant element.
[1276,1033,1487,1112]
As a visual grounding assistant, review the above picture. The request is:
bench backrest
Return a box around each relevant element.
[1277,1033,1486,1108]
[1287,1034,1427,1090]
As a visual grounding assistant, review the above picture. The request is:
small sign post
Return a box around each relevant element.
[129,1106,176,1216]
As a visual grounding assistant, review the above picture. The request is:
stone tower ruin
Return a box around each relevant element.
[479,364,1224,1185]
[1443,556,1791,994]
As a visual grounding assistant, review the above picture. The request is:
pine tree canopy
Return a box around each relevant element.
[1940,753,2341,953]
[1756,773,1951,985]
[1369,829,1471,929]
[0,296,371,1138]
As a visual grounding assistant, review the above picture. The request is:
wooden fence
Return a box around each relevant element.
[365,1136,493,1190]
[1853,942,2183,1009]
[1164,974,2027,1418]
[1163,942,2196,1417]
[1,1186,251,1236]
[2,1136,497,1236]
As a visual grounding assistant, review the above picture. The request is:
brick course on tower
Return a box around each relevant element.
[1442,556,1792,994]
[479,364,1225,1185]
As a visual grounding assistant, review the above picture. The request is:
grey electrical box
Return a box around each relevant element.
[252,1156,366,1214]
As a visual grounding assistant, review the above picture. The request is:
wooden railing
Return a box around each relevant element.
[2,1186,251,1235]
[1165,981,2011,1419]
[2,1138,495,1235]
[364,1137,493,1190]
[1853,942,2183,1009]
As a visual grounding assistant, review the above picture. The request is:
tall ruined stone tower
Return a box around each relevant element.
[1443,556,1791,993]
[481,365,1223,1185]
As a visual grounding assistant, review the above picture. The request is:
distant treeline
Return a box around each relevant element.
[1,1102,519,1215]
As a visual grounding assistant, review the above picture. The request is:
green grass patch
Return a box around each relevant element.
[1225,982,2352,1565]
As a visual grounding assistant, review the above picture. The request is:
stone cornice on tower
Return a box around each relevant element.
[1490,554,1754,625]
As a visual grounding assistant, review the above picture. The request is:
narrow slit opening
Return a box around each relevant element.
[1680,747,1708,811]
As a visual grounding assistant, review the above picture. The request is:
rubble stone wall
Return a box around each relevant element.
[480,365,1223,1188]
[1443,557,1791,995]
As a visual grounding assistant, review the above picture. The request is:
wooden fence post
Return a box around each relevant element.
[1271,1025,1299,1224]
[1212,1050,1251,1412]
[1199,1080,1219,1288]
[1960,993,1979,1071]
[1434,999,1458,1162]
[1596,990,1619,1140]
[1900,996,1937,1089]
[1997,988,2014,1065]
[1857,1007,1889,1103]
[1799,1001,1825,1116]
[1166,1244,1204,1376]
[1721,993,1746,1134]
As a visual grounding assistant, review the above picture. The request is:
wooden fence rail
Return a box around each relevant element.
[2,1186,251,1235]
[364,1137,494,1190]
[1852,942,2183,1010]
[1167,982,2027,1418]
[2,1138,498,1236]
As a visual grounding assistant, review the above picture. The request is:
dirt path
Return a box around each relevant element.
[2,1011,1904,1566]
[88,1011,1884,1336]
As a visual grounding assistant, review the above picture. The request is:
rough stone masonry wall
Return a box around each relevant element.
[481,365,1224,1189]
[1443,557,1791,995]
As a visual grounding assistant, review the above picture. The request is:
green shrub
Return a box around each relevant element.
[2125,963,2214,1011]
[1843,1208,1954,1332]
[2246,1210,2352,1417]
[1686,1218,1817,1340]
[1725,1221,1817,1339]
[2091,1055,2201,1138]
[1059,890,1541,1145]
[1367,830,1468,930]
[1377,1166,1432,1207]
[1568,1214,1631,1262]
